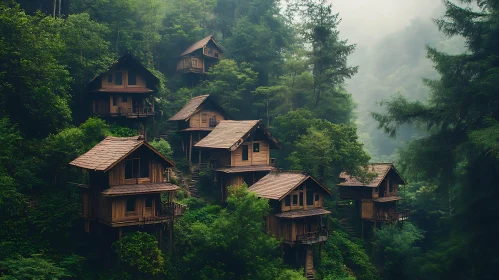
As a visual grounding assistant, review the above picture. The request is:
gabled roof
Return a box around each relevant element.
[69,136,174,172]
[101,182,179,196]
[248,172,332,201]
[338,163,407,188]
[179,35,223,57]
[87,54,160,89]
[168,95,229,121]
[194,120,282,151]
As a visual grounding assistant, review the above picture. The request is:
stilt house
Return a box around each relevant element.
[86,54,158,122]
[194,120,282,201]
[248,172,332,279]
[69,136,185,241]
[338,163,409,224]
[176,35,223,76]
[168,95,230,164]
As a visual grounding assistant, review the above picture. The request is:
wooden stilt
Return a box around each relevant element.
[169,222,173,254]
[189,133,193,163]
[118,228,123,240]
[159,225,164,251]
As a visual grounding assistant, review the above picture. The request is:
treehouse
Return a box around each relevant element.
[86,54,158,122]
[69,136,185,241]
[176,35,223,80]
[168,95,230,164]
[338,163,409,224]
[248,172,332,279]
[194,120,282,201]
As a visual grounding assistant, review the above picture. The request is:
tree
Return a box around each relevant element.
[373,1,499,279]
[0,254,71,280]
[113,232,165,279]
[150,138,173,158]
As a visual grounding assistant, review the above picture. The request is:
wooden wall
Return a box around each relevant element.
[189,110,226,128]
[361,200,374,219]
[109,95,133,114]
[100,69,147,89]
[108,156,164,186]
[231,141,269,167]
[111,195,158,221]
[176,57,204,72]
[281,183,324,212]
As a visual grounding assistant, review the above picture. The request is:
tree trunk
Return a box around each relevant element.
[53,0,56,18]
[58,0,61,17]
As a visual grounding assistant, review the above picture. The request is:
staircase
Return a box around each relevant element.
[188,161,209,198]
[337,202,359,238]
[306,247,315,280]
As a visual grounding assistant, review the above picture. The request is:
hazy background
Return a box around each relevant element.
[328,0,464,161]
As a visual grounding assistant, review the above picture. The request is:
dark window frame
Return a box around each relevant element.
[126,198,135,212]
[306,191,314,205]
[209,117,216,127]
[145,197,153,208]
[122,96,128,103]
[128,71,137,85]
[292,194,298,205]
[285,196,291,206]
[112,95,117,106]
[115,71,123,85]
[124,158,140,179]
[107,74,113,83]
[299,192,303,206]
[315,194,320,201]
[253,143,260,152]
[242,145,249,161]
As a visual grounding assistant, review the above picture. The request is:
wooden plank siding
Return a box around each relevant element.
[100,70,147,89]
[231,141,269,167]
[361,200,375,220]
[189,110,225,128]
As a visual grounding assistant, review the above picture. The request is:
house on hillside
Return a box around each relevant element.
[194,120,282,201]
[176,35,223,81]
[69,135,185,247]
[338,163,409,235]
[168,95,230,164]
[248,172,332,279]
[86,54,159,130]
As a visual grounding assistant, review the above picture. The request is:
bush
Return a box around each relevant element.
[149,138,173,158]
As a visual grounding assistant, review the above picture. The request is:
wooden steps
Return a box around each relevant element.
[305,246,315,280]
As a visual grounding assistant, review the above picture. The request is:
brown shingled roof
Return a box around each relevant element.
[214,165,275,173]
[338,163,406,188]
[248,172,332,201]
[373,196,401,203]
[275,208,331,218]
[169,95,210,121]
[101,182,179,196]
[69,136,174,172]
[179,35,223,57]
[194,120,281,150]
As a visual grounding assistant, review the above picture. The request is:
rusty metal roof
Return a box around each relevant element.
[169,95,210,121]
[101,182,179,196]
[248,172,332,201]
[69,136,174,172]
[338,163,406,188]
[194,120,281,150]
[179,35,223,57]
[373,196,401,203]
[275,208,331,218]
[214,165,275,173]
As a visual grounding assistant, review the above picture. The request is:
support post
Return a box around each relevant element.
[189,133,192,163]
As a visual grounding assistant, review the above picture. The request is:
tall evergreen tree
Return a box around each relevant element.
[373,1,499,279]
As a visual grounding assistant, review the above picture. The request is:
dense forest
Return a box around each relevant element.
[1,0,498,279]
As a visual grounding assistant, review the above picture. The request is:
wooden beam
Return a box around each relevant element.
[189,133,193,163]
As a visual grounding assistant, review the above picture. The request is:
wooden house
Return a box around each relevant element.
[69,135,185,242]
[248,172,332,279]
[176,35,223,77]
[194,120,282,200]
[338,163,409,225]
[168,95,230,163]
[86,54,159,122]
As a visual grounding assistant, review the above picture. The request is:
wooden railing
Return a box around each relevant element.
[377,210,411,222]
[157,202,187,217]
[117,107,154,116]
[296,228,328,244]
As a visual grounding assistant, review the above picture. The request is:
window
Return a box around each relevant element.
[315,194,320,201]
[215,52,219,58]
[299,192,303,206]
[125,159,139,179]
[209,117,216,127]
[201,113,207,123]
[122,96,128,103]
[285,196,291,206]
[115,71,123,85]
[128,71,136,85]
[145,197,153,208]
[253,143,260,152]
[242,145,249,161]
[192,59,197,67]
[306,191,314,205]
[374,187,379,193]
[292,194,298,205]
[389,182,393,193]
[126,198,135,212]
[140,158,149,178]
[112,95,117,106]
[107,74,113,83]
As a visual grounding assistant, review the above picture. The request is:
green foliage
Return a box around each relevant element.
[0,254,71,280]
[318,230,379,280]
[149,138,173,158]
[113,232,165,279]
[109,125,136,137]
[373,223,424,280]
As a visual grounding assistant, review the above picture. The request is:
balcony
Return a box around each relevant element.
[296,228,329,244]
[376,209,411,222]
[115,107,154,118]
